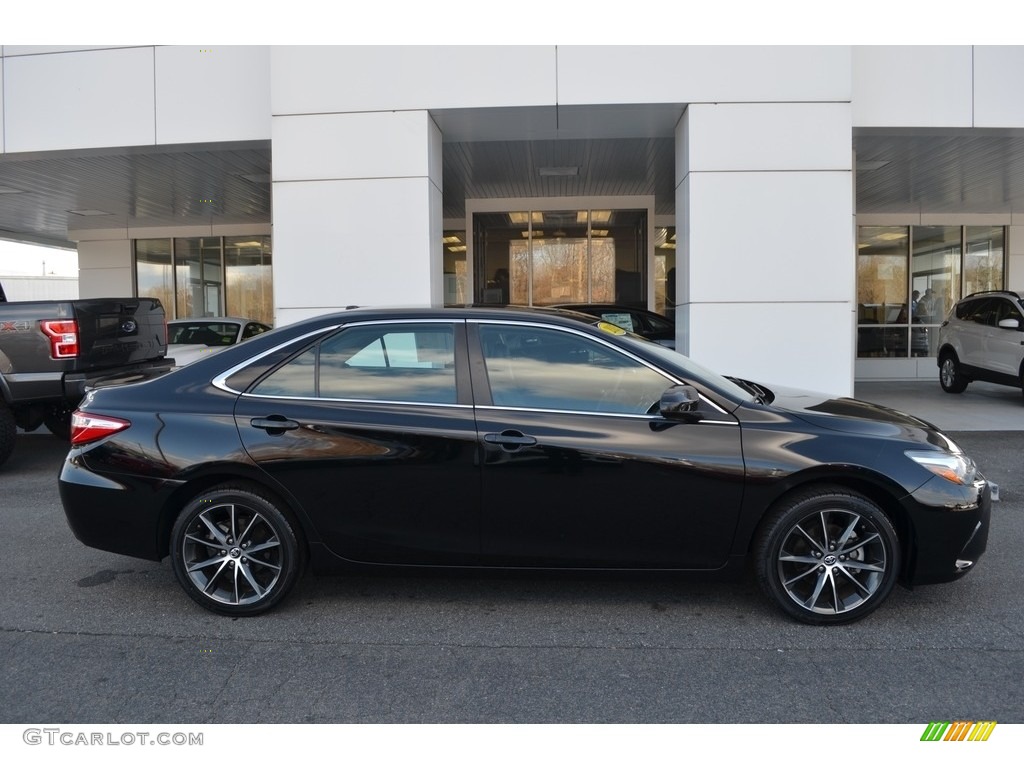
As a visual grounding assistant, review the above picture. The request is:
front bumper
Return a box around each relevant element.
[904,473,992,586]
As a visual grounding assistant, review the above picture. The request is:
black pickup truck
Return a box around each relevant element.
[0,283,172,468]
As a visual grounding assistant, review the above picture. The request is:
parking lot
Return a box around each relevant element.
[1,382,1022,724]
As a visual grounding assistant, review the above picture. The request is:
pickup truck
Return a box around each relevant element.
[0,283,172,468]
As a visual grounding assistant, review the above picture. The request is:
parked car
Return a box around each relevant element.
[59,305,991,624]
[0,284,170,466]
[937,290,1024,397]
[551,303,676,348]
[167,317,271,366]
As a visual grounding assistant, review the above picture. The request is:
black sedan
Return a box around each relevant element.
[59,306,991,624]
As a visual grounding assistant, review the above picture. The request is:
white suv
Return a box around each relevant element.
[937,290,1024,397]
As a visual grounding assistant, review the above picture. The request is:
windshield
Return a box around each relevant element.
[623,334,757,404]
[168,322,240,347]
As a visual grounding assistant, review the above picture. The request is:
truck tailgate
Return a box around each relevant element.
[74,298,167,370]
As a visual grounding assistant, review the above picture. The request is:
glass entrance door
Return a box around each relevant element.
[473,208,648,307]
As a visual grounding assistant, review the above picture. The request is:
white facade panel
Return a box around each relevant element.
[77,240,132,271]
[684,103,852,173]
[271,46,555,115]
[852,46,973,128]
[79,267,133,297]
[974,46,1024,127]
[274,111,437,182]
[688,301,855,396]
[558,46,851,105]
[272,177,435,326]
[77,242,132,307]
[155,46,271,144]
[3,48,156,152]
[686,171,854,304]
[0,56,4,154]
[1009,224,1024,289]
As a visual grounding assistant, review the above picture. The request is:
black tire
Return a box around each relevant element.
[755,486,900,625]
[43,404,74,441]
[170,485,304,616]
[0,401,16,468]
[939,353,968,393]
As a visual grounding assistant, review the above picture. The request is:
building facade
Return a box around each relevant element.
[1,45,1022,396]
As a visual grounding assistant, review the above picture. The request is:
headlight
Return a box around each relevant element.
[906,450,976,485]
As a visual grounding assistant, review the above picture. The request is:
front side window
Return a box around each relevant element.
[478,324,671,414]
[252,323,457,404]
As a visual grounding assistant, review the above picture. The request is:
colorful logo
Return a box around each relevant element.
[921,721,997,741]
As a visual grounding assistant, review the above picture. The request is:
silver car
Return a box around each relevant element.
[937,290,1024,397]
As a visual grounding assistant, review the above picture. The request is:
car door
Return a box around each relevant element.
[233,319,482,565]
[986,298,1024,377]
[469,320,745,569]
[957,297,997,369]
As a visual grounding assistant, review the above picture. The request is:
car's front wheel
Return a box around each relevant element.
[939,353,968,393]
[755,487,900,625]
[170,485,304,616]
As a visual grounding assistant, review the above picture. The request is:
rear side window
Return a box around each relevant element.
[251,323,457,404]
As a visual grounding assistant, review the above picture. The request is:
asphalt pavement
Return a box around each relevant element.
[0,385,1021,724]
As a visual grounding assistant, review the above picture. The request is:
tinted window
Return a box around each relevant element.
[168,322,240,346]
[252,323,457,403]
[242,322,270,340]
[994,299,1024,327]
[479,324,671,414]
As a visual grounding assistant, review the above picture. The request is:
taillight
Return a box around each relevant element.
[40,319,80,359]
[70,411,131,446]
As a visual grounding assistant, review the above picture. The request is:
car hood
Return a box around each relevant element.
[742,379,941,438]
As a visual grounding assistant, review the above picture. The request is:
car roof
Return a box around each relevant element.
[958,290,1022,302]
[168,317,261,325]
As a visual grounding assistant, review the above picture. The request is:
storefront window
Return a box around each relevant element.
[963,226,1004,296]
[857,224,1005,358]
[226,236,273,325]
[135,239,174,311]
[473,208,645,307]
[134,236,273,324]
[654,227,676,319]
[857,226,909,358]
[442,230,467,305]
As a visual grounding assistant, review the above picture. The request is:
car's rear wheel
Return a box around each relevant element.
[170,485,304,616]
[939,353,968,393]
[755,487,900,625]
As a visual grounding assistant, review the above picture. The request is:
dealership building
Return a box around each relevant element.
[1,45,1022,396]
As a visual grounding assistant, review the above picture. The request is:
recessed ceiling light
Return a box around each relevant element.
[68,209,112,216]
[0,186,25,194]
[856,160,890,171]
[538,166,579,177]
[239,173,271,183]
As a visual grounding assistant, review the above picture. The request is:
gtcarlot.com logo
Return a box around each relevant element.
[921,721,997,742]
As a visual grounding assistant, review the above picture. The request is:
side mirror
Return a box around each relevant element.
[998,318,1020,330]
[659,384,704,423]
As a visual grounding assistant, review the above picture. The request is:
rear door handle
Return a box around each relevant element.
[483,430,537,451]
[250,416,300,434]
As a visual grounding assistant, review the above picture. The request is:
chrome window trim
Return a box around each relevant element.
[237,393,474,409]
[476,404,737,425]
[214,318,462,402]
[212,326,343,395]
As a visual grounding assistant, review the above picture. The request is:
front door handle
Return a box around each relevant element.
[250,416,300,434]
[483,430,538,451]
